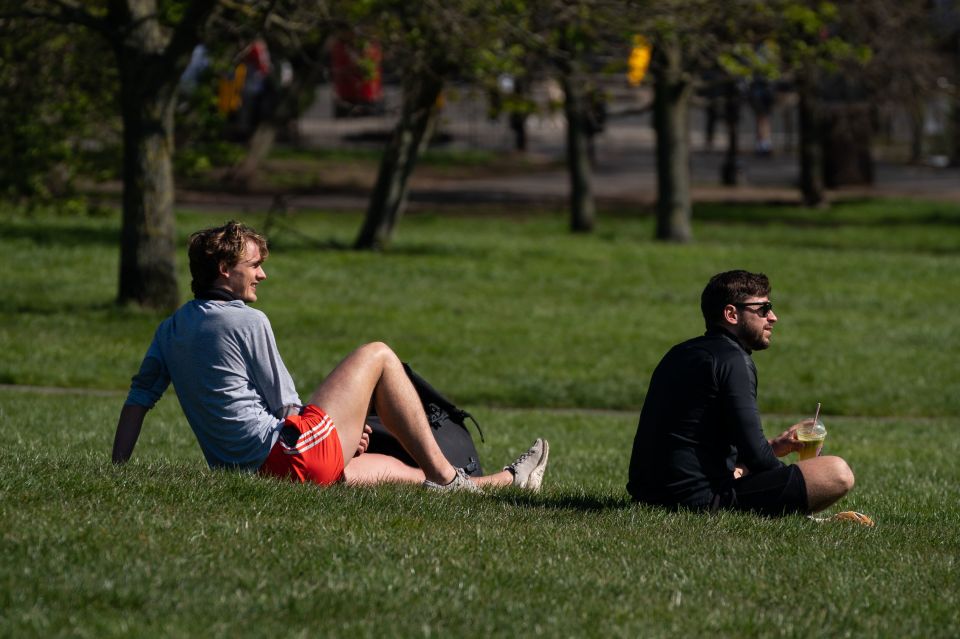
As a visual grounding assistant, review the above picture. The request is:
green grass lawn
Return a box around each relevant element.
[2,200,958,417]
[1,200,959,637]
[1,393,957,637]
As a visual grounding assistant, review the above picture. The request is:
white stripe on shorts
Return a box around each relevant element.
[280,415,335,455]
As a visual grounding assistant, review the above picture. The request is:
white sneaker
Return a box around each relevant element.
[423,467,480,493]
[504,438,549,492]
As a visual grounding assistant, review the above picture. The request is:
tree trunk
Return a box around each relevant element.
[652,38,693,242]
[117,84,180,310]
[949,85,960,167]
[109,0,218,309]
[947,42,960,166]
[113,3,179,310]
[908,103,924,165]
[354,74,443,250]
[510,112,528,151]
[227,121,276,190]
[821,102,874,187]
[720,80,741,186]
[510,76,529,152]
[798,81,825,208]
[562,74,595,233]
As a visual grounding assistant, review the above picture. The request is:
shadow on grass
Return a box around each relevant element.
[263,233,350,252]
[267,233,484,258]
[375,243,491,259]
[263,217,490,259]
[693,198,960,228]
[5,298,164,317]
[490,490,633,513]
[696,234,960,257]
[0,220,119,247]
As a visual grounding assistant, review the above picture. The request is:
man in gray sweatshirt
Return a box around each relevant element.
[112,221,548,492]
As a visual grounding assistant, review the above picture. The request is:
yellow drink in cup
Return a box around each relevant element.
[797,418,827,461]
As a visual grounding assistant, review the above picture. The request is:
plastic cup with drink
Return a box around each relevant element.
[796,402,827,461]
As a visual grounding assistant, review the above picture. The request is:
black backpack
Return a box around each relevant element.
[365,363,486,476]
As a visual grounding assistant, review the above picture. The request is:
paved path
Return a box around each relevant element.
[176,83,960,212]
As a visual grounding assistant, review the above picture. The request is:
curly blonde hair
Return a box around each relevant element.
[188,221,269,297]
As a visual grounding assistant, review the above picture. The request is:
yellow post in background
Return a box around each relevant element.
[627,35,652,87]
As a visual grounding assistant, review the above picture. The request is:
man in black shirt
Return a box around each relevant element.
[627,270,854,516]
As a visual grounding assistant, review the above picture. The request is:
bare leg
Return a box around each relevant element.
[473,471,513,487]
[795,455,855,513]
[343,453,426,485]
[308,342,456,485]
[344,453,513,487]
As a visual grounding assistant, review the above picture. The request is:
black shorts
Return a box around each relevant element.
[713,464,808,517]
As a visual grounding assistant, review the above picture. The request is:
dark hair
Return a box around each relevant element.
[188,221,268,297]
[700,270,770,328]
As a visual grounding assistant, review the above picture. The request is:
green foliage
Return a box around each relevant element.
[719,42,783,80]
[639,0,876,88]
[174,141,245,179]
[159,0,189,24]
[774,0,873,74]
[782,2,836,35]
[175,70,227,133]
[0,16,119,203]
[170,41,248,176]
[352,0,527,82]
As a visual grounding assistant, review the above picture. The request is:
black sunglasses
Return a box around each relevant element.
[735,301,775,317]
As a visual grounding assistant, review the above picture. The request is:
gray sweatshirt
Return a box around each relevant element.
[125,300,301,470]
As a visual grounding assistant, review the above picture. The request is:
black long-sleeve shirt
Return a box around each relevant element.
[627,328,783,508]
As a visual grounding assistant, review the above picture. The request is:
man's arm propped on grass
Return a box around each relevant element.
[112,404,148,464]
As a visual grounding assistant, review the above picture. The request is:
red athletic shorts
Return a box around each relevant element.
[259,405,345,485]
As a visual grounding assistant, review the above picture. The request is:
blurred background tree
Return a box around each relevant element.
[6,0,220,310]
[2,0,957,266]
[353,0,526,249]
[0,12,117,205]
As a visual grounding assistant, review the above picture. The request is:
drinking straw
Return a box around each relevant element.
[813,402,821,424]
